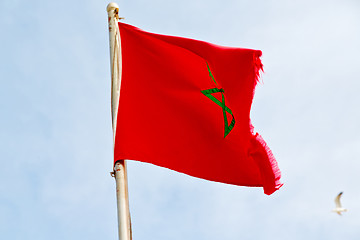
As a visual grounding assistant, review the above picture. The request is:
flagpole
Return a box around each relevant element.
[107,3,132,240]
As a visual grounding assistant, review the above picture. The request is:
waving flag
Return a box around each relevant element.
[114,22,282,195]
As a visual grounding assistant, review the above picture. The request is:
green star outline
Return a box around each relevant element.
[201,63,235,138]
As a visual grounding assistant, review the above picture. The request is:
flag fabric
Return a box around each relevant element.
[114,22,282,195]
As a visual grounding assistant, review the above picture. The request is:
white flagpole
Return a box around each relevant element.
[106,3,132,240]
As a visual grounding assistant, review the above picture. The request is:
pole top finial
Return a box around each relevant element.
[107,2,119,13]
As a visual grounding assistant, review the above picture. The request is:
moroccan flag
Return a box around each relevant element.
[114,22,282,195]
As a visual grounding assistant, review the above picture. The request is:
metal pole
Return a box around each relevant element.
[106,3,132,240]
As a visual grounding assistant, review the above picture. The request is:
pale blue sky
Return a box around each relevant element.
[1,0,360,239]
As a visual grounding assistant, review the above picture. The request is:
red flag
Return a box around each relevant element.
[114,23,282,195]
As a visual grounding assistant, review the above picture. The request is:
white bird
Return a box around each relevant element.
[332,192,348,215]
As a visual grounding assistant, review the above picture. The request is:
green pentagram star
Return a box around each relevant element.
[202,63,235,138]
